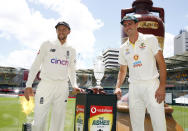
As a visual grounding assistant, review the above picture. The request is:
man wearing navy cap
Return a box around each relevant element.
[24,21,84,131]
[114,15,167,131]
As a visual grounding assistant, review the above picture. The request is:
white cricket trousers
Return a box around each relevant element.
[129,78,166,131]
[33,80,69,131]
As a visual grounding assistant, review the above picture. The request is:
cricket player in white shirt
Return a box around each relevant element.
[24,21,84,131]
[114,15,167,131]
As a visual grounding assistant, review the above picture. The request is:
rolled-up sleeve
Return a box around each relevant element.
[147,35,161,56]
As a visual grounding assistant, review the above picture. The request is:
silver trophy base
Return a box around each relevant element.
[93,85,103,90]
[22,123,32,131]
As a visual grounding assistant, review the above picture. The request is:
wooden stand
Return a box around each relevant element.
[116,104,184,131]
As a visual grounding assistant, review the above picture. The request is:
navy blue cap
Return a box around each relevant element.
[55,21,71,30]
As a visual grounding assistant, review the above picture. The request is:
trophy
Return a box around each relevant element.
[74,56,117,131]
[92,56,106,94]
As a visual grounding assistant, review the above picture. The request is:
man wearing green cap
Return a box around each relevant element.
[114,15,167,131]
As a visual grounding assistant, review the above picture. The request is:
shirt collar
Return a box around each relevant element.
[55,39,68,47]
[127,33,144,46]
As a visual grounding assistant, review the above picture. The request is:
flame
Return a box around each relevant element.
[19,96,35,115]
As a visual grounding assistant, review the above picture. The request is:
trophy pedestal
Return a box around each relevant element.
[74,93,117,131]
[116,104,184,131]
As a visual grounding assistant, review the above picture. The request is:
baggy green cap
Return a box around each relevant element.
[120,15,139,25]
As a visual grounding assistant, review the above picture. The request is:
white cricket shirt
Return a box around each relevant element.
[119,33,161,82]
[26,40,77,88]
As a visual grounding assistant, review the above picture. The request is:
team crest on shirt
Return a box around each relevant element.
[139,43,146,49]
[133,55,139,61]
[125,48,130,55]
[66,50,70,59]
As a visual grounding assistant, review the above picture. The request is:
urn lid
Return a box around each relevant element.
[132,0,153,7]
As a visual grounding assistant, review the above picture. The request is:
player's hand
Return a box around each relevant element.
[24,87,34,101]
[155,85,166,104]
[72,87,85,94]
[114,88,122,100]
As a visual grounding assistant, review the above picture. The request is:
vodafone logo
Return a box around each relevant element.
[90,106,113,118]
[91,107,96,114]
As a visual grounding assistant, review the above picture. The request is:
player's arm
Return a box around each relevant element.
[68,48,84,94]
[24,43,46,100]
[114,46,128,99]
[147,35,166,104]
[149,35,166,104]
[114,65,127,99]
[155,50,166,103]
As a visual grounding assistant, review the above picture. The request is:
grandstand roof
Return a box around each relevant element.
[77,68,119,75]
[0,66,17,74]
[165,51,188,72]
[77,52,188,74]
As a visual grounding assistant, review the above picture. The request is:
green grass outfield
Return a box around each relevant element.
[172,105,188,131]
[0,96,76,131]
[0,96,188,131]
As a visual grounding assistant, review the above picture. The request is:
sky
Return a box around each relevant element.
[0,0,188,69]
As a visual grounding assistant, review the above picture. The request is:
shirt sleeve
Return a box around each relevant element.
[147,35,161,56]
[68,48,78,88]
[26,42,47,87]
[118,47,128,65]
